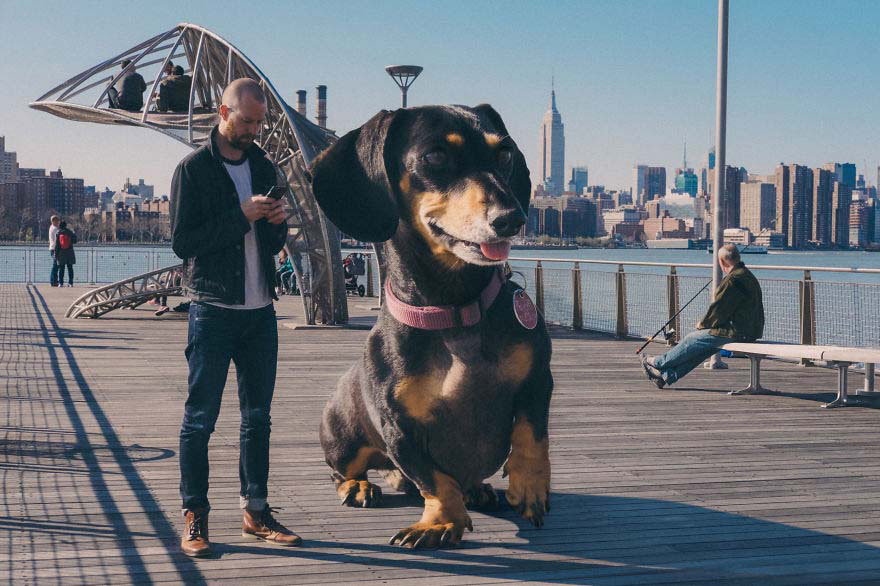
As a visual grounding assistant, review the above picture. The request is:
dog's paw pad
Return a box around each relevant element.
[337,479,383,508]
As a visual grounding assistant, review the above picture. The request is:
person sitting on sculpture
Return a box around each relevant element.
[157,65,192,113]
[109,59,147,112]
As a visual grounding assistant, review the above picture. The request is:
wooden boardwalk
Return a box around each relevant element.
[2,283,880,585]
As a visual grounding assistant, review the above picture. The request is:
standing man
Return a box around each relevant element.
[48,215,61,286]
[641,243,764,388]
[170,78,298,558]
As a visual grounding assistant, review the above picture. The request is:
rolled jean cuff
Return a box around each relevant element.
[181,505,210,516]
[240,496,266,511]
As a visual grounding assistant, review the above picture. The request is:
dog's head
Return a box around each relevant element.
[311,104,531,267]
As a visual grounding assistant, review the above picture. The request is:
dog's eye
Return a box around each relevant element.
[497,148,513,167]
[423,150,448,167]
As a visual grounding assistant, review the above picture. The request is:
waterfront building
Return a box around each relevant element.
[754,232,786,249]
[527,195,596,239]
[537,88,565,196]
[568,166,588,195]
[723,227,751,245]
[603,207,642,235]
[811,167,834,247]
[0,136,19,183]
[831,182,852,248]
[740,180,776,235]
[776,163,813,248]
[849,200,870,246]
[644,213,691,240]
[720,166,743,229]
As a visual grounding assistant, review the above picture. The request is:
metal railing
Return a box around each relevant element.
[1,246,181,285]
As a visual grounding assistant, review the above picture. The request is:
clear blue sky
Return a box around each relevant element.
[1,0,878,196]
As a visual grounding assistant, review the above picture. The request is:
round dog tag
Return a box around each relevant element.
[513,290,538,330]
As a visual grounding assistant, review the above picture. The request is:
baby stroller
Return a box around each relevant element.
[343,253,366,297]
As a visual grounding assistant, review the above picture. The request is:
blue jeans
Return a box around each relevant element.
[179,302,277,512]
[653,330,735,385]
[50,252,59,285]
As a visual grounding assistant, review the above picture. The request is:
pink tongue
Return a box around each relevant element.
[480,241,511,261]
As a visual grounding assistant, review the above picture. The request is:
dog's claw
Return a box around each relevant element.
[337,479,382,508]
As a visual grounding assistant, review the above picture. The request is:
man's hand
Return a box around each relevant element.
[240,195,275,222]
[263,197,287,225]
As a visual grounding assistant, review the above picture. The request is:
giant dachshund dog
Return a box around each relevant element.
[311,105,553,549]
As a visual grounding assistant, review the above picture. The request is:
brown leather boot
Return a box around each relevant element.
[180,508,212,557]
[242,506,302,546]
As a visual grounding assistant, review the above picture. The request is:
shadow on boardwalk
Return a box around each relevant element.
[2,284,880,584]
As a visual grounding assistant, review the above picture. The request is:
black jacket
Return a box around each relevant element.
[170,126,288,305]
[53,228,77,265]
[697,262,765,341]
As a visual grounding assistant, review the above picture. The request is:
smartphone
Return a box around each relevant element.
[265,185,286,200]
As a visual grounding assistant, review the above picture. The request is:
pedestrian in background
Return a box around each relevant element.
[48,215,61,286]
[53,221,77,287]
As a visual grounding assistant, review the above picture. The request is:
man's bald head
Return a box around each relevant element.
[218,78,268,153]
[221,78,266,110]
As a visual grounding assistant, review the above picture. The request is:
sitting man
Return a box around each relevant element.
[157,65,192,112]
[114,60,147,112]
[641,243,764,388]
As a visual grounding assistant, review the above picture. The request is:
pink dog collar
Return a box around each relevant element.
[385,269,505,330]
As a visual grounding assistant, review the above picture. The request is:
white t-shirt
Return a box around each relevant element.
[208,157,272,310]
[49,224,59,251]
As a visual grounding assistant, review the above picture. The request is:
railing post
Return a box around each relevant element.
[799,269,816,365]
[366,253,374,297]
[90,249,97,285]
[572,262,582,330]
[27,249,33,284]
[615,264,627,339]
[534,260,545,315]
[667,266,680,344]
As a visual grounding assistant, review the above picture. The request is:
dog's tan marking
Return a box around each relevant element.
[343,446,385,479]
[500,343,533,384]
[484,133,503,147]
[504,418,550,526]
[393,357,468,421]
[446,132,465,146]
[409,191,466,270]
[398,172,411,194]
[390,470,472,548]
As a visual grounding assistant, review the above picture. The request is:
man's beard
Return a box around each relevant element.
[231,134,255,151]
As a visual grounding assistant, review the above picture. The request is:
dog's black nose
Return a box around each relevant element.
[490,210,526,237]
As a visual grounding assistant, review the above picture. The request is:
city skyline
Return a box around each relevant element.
[1,0,879,196]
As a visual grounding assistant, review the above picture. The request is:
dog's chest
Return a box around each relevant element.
[392,338,533,422]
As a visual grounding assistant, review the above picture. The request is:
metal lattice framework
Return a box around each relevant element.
[66,265,184,318]
[31,23,347,324]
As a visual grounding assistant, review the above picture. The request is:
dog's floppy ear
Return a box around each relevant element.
[311,109,403,242]
[472,103,532,212]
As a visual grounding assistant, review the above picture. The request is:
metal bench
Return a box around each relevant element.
[720,342,879,409]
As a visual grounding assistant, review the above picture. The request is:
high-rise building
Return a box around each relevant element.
[567,166,588,194]
[644,167,666,203]
[850,200,870,246]
[831,182,852,248]
[833,162,856,189]
[812,167,834,247]
[740,180,776,235]
[537,88,565,196]
[0,136,19,184]
[789,164,813,248]
[701,147,715,196]
[632,165,647,206]
[719,166,743,229]
[774,164,789,243]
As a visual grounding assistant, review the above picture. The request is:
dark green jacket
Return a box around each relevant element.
[698,262,764,341]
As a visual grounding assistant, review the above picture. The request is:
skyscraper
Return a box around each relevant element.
[789,164,813,248]
[834,162,856,189]
[774,164,790,243]
[537,88,565,195]
[812,167,833,246]
[632,165,647,206]
[831,182,852,248]
[568,166,588,194]
[701,147,716,196]
[0,136,18,184]
[740,180,776,234]
[645,167,666,202]
[720,166,743,229]
[674,141,698,196]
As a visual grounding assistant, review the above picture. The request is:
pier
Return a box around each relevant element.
[3,283,880,584]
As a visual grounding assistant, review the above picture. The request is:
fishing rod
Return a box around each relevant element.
[635,214,781,355]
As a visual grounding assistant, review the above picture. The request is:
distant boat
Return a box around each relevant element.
[707,242,768,254]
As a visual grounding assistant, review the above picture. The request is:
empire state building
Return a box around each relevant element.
[538,88,565,195]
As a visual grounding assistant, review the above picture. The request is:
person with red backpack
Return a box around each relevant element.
[53,221,78,287]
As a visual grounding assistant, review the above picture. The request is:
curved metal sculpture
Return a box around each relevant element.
[66,265,184,318]
[31,23,347,324]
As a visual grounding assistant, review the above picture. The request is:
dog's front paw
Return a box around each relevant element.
[337,479,382,507]
[504,462,550,527]
[389,514,473,549]
[465,483,499,511]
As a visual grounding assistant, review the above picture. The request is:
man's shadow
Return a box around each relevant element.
[213,490,880,583]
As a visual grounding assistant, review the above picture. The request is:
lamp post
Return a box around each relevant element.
[385,65,423,108]
[708,0,729,369]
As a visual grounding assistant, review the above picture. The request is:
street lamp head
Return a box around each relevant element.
[385,65,423,89]
[385,65,423,108]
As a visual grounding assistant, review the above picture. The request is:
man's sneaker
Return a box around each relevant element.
[242,506,302,546]
[181,508,212,557]
[640,354,666,389]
